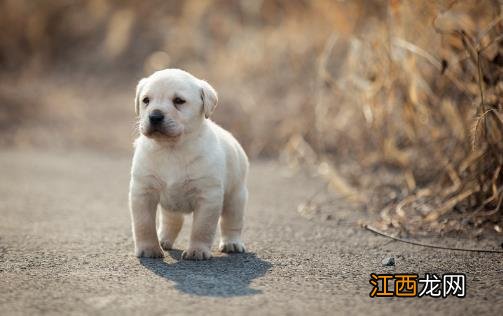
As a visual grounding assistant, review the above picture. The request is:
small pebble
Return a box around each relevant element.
[382,257,395,266]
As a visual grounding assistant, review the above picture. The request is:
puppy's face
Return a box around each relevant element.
[135,69,217,142]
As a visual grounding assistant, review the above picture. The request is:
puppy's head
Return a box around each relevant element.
[135,69,218,142]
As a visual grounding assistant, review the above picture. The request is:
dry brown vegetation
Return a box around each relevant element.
[0,0,501,235]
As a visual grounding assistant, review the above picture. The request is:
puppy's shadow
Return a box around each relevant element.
[140,250,272,297]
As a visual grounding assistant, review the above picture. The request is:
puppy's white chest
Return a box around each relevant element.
[159,177,201,213]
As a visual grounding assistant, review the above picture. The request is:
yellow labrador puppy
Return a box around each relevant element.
[129,69,248,260]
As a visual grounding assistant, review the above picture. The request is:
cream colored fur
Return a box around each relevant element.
[129,69,249,260]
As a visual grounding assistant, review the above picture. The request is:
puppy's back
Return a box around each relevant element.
[207,120,249,189]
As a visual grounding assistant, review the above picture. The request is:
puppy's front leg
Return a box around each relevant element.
[182,192,222,260]
[129,184,163,258]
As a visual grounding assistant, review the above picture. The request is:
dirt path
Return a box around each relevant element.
[0,149,502,315]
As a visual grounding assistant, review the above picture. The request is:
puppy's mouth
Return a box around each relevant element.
[142,125,183,140]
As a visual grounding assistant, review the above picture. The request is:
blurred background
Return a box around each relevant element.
[0,0,501,236]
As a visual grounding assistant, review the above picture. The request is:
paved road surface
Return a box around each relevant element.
[0,149,502,315]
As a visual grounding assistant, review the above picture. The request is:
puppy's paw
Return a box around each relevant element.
[181,245,212,260]
[159,239,173,251]
[219,240,246,253]
[135,244,164,258]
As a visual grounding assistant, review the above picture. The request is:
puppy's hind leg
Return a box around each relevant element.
[219,186,247,253]
[158,208,184,251]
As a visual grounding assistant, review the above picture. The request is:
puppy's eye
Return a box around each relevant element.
[173,97,185,106]
[142,97,150,105]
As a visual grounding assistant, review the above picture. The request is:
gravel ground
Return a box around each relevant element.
[0,149,502,315]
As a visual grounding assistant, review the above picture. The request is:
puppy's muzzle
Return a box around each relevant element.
[143,109,183,139]
[149,110,164,125]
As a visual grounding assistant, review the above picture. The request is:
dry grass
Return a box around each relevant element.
[311,1,502,235]
[0,0,501,235]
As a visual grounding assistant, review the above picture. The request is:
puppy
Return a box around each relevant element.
[129,69,249,260]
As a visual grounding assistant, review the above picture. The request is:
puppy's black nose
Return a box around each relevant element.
[149,110,164,124]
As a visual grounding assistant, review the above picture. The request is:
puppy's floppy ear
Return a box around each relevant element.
[135,78,148,115]
[199,79,218,119]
